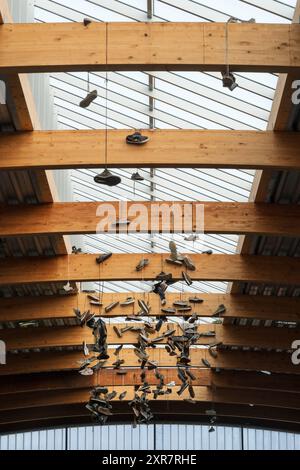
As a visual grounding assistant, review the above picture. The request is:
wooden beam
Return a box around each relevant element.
[1,201,300,238]
[1,130,300,171]
[1,292,299,323]
[1,253,299,286]
[0,369,212,395]
[1,324,298,352]
[0,23,300,73]
[0,386,299,412]
[1,349,296,376]
[0,370,298,396]
[211,371,300,394]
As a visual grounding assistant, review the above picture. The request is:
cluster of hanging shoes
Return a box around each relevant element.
[76,280,226,426]
[94,131,148,187]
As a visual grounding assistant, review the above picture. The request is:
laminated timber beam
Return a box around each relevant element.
[1,22,300,73]
[0,349,297,376]
[1,324,298,352]
[1,201,300,238]
[1,130,300,171]
[0,370,211,394]
[0,386,299,412]
[0,370,299,395]
[0,253,299,286]
[0,404,299,433]
[1,292,299,323]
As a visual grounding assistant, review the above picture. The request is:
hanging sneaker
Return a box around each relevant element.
[120,297,135,306]
[94,169,121,186]
[83,18,92,26]
[119,391,127,401]
[173,300,189,308]
[79,90,98,108]
[202,358,211,368]
[189,297,204,304]
[105,301,119,313]
[169,241,179,260]
[96,252,112,265]
[182,256,196,271]
[136,258,149,271]
[131,172,144,181]
[222,71,238,91]
[182,271,193,286]
[202,249,213,255]
[126,131,149,145]
[184,234,199,242]
[212,304,226,317]
[165,258,183,266]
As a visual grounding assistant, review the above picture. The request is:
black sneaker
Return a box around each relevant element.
[96,252,112,264]
[126,131,149,145]
[212,304,226,317]
[131,172,145,181]
[94,169,121,186]
[79,90,98,108]
[222,72,238,91]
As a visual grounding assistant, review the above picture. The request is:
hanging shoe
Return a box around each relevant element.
[114,344,123,356]
[126,131,149,145]
[222,71,238,91]
[131,172,144,181]
[186,369,196,381]
[173,300,189,308]
[202,249,213,255]
[161,307,176,314]
[202,358,211,368]
[177,381,189,396]
[184,234,199,242]
[80,90,98,108]
[139,299,151,314]
[83,341,89,357]
[96,252,112,264]
[182,256,196,271]
[188,384,195,399]
[189,297,204,304]
[83,18,92,26]
[182,271,193,286]
[155,272,173,282]
[120,297,135,306]
[119,391,127,401]
[169,241,179,260]
[136,258,149,271]
[177,306,192,313]
[94,169,121,187]
[165,258,183,266]
[105,301,119,313]
[208,347,218,359]
[212,304,226,317]
[113,326,122,338]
